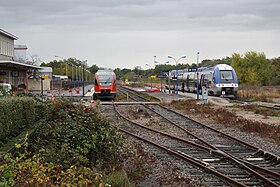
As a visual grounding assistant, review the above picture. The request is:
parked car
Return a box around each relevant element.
[0,83,12,95]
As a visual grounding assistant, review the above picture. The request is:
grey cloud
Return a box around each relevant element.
[1,0,280,32]
[1,0,279,69]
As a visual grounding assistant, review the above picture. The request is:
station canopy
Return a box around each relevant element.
[0,60,41,70]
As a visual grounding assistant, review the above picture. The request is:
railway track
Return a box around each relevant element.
[100,102,280,186]
[109,86,280,186]
[230,99,280,111]
[117,86,152,102]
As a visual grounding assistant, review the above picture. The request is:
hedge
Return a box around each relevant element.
[0,96,35,145]
[29,100,122,169]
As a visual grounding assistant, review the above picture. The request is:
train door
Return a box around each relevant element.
[207,72,214,95]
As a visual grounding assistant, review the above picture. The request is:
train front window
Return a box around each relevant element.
[99,75,113,85]
[220,70,233,83]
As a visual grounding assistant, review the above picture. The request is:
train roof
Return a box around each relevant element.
[95,70,115,76]
[169,64,234,73]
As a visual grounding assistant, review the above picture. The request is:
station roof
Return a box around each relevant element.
[0,60,41,70]
[0,29,18,40]
[14,44,28,50]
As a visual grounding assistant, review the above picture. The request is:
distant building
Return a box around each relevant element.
[38,67,52,79]
[0,29,18,61]
[0,29,41,93]
[14,44,28,63]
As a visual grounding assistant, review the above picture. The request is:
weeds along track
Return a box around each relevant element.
[114,87,280,185]
[100,103,280,186]
[230,99,280,111]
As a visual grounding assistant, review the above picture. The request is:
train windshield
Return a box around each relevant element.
[220,70,233,83]
[98,75,113,83]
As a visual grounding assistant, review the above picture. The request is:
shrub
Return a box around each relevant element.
[29,99,122,169]
[0,153,108,186]
[34,100,51,121]
[0,96,35,144]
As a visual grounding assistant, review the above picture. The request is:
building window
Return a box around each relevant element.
[0,39,14,57]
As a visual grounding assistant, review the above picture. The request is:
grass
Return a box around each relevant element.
[237,84,280,102]
[164,99,280,145]
[237,104,280,117]
[105,171,133,187]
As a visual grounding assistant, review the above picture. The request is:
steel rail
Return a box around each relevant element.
[117,127,247,187]
[111,104,246,187]
[118,87,148,101]
[112,103,280,187]
[117,87,280,184]
[159,104,280,162]
[119,86,158,102]
[144,104,280,181]
[230,99,280,111]
[121,87,278,159]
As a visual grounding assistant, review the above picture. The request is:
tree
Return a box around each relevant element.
[27,54,41,65]
[114,68,122,80]
[201,57,231,67]
[231,53,246,83]
[88,64,98,74]
[268,57,280,85]
[231,51,270,85]
[40,58,90,79]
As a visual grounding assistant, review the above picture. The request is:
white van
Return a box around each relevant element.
[0,83,12,94]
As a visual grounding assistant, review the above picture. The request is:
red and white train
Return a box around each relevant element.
[93,70,117,99]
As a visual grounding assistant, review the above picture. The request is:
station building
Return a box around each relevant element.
[0,29,41,93]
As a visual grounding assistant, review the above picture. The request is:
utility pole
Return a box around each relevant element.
[82,65,84,96]
[168,55,187,95]
[196,52,200,100]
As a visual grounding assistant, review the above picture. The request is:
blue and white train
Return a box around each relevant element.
[166,64,238,97]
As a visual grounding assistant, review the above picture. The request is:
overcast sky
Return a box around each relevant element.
[1,0,279,69]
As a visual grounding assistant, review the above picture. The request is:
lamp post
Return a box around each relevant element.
[168,55,186,95]
[81,65,84,96]
[72,63,78,89]
[196,52,200,100]
[76,65,79,87]
[79,65,81,87]
[155,60,169,92]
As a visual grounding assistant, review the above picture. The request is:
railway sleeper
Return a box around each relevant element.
[253,150,280,166]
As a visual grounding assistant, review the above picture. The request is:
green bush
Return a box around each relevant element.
[34,100,50,121]
[0,153,109,186]
[0,96,35,144]
[29,100,122,169]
